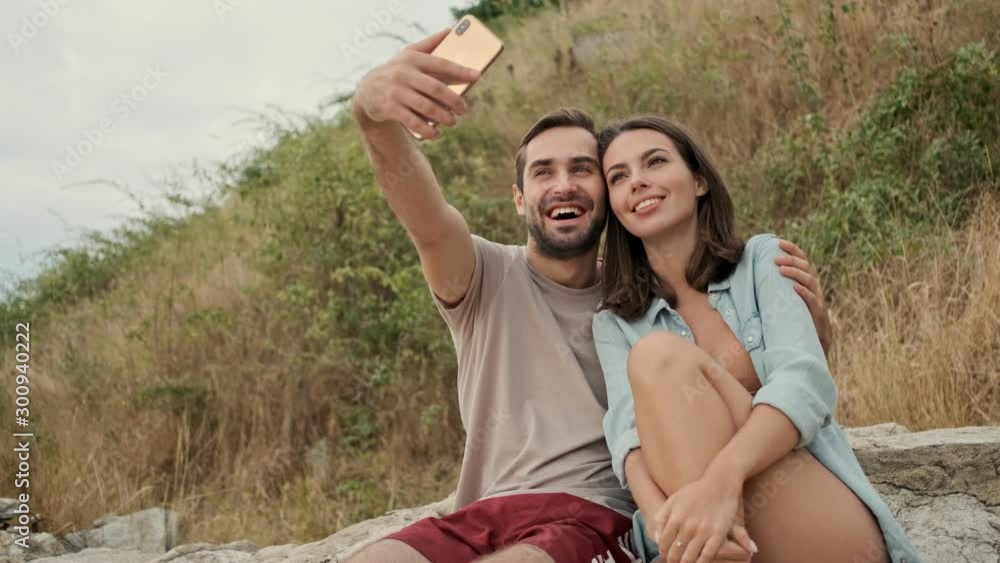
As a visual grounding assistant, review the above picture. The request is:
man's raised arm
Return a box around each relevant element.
[352,29,481,306]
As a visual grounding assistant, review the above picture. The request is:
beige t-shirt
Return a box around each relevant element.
[432,235,636,518]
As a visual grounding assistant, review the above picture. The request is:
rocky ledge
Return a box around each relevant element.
[2,424,997,563]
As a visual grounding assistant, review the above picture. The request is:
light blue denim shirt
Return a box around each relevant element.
[592,234,924,563]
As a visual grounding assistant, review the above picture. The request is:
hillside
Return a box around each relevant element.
[1,0,998,547]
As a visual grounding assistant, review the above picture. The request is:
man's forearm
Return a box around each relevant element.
[355,110,454,246]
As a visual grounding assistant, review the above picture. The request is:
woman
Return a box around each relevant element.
[591,115,924,563]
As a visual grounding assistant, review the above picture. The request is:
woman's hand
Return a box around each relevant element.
[776,239,832,355]
[650,472,757,563]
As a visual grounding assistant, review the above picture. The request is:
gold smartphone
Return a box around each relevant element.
[409,15,504,140]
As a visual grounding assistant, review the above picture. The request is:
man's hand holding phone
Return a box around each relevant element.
[353,29,480,140]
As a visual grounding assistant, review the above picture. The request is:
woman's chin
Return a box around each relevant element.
[621,210,694,244]
[622,218,671,242]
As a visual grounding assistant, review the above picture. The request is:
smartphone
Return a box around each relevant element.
[409,15,504,140]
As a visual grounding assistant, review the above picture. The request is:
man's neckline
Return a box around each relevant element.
[521,246,603,295]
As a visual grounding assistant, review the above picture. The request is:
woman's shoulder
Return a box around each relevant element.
[725,233,783,289]
[592,305,647,338]
[593,297,668,346]
[742,233,782,263]
[592,307,623,331]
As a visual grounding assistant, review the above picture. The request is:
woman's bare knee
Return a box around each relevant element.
[627,331,702,389]
[628,331,751,430]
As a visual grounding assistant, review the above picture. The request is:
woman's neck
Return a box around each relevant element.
[644,220,699,297]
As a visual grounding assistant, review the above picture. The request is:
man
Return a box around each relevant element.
[347,29,831,563]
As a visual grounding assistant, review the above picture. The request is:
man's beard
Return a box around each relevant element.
[526,204,607,259]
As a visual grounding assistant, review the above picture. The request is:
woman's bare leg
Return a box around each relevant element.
[626,331,889,563]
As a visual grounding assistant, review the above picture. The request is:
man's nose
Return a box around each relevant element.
[551,171,578,195]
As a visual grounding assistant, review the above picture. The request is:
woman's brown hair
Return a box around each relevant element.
[597,115,744,320]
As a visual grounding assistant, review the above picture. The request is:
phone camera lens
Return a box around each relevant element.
[456,19,469,35]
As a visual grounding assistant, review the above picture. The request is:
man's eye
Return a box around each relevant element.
[573,166,592,174]
[534,169,549,177]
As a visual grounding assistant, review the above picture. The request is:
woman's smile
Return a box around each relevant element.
[631,195,666,215]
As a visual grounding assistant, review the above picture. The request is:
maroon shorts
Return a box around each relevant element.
[384,492,640,563]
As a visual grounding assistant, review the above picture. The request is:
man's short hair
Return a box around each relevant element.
[515,108,596,191]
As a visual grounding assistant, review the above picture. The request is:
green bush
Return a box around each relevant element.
[452,0,549,24]
[736,42,999,279]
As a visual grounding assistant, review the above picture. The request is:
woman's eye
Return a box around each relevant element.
[609,173,624,184]
[649,156,667,166]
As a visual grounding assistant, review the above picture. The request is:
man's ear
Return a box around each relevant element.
[512,184,526,216]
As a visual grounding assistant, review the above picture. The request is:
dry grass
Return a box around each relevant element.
[833,194,1000,428]
[464,0,999,172]
[17,195,458,546]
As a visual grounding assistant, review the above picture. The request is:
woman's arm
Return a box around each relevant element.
[630,450,754,563]
[592,312,641,489]
[705,234,838,484]
[624,449,667,518]
[703,405,801,487]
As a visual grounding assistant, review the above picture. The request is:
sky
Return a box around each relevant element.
[0,0,464,296]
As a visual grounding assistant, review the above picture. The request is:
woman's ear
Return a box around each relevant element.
[695,176,709,197]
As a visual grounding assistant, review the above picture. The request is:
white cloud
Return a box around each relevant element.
[1,0,464,291]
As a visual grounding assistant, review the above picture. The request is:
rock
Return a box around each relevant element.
[25,533,65,559]
[890,492,1000,562]
[29,548,153,563]
[0,530,66,562]
[1,507,182,562]
[79,508,179,553]
[0,499,21,528]
[844,425,1000,562]
[0,498,42,534]
[0,531,20,562]
[57,532,85,553]
[153,540,258,562]
[251,493,455,563]
[845,421,911,438]
[11,426,1000,563]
